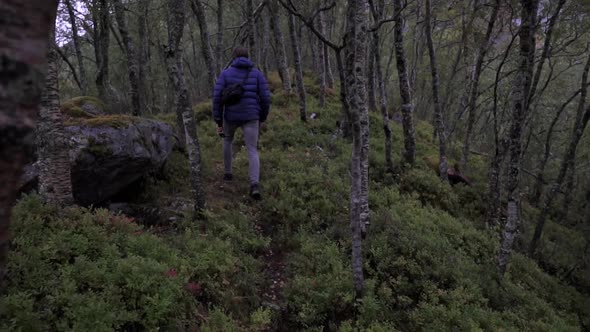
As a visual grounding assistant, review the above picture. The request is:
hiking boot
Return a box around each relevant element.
[250,184,261,200]
[223,173,233,182]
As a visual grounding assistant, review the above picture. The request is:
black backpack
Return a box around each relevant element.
[221,68,252,106]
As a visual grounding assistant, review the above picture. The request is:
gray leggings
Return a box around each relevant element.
[223,120,260,184]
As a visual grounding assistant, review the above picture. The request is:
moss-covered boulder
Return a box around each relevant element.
[23,113,178,205]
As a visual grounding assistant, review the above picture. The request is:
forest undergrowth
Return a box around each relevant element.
[2,73,589,331]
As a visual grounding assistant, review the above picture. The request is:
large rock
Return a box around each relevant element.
[23,97,178,205]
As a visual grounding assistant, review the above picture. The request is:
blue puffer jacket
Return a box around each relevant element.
[212,57,271,124]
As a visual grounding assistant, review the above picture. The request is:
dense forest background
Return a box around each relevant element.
[1,0,590,330]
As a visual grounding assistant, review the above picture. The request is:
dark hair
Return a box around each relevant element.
[232,47,249,59]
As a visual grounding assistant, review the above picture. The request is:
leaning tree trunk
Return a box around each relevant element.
[371,0,394,173]
[95,0,112,103]
[191,0,216,89]
[288,13,307,122]
[461,0,500,170]
[498,0,539,277]
[393,0,417,166]
[424,0,449,182]
[529,51,590,257]
[37,32,74,206]
[0,0,59,291]
[114,0,142,116]
[531,89,579,204]
[64,0,89,95]
[344,0,370,299]
[166,0,205,212]
[269,0,292,93]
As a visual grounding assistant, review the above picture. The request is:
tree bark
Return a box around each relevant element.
[424,0,449,182]
[138,0,151,114]
[261,13,271,74]
[269,0,292,93]
[461,0,500,170]
[529,51,590,257]
[288,13,307,122]
[191,0,216,89]
[216,0,224,75]
[367,40,377,112]
[247,0,257,64]
[37,33,74,206]
[531,89,580,204]
[344,0,370,299]
[64,0,89,95]
[318,11,327,108]
[498,0,539,277]
[528,0,567,104]
[0,0,59,290]
[95,0,112,103]
[182,111,206,218]
[113,0,142,116]
[393,0,417,166]
[370,0,393,173]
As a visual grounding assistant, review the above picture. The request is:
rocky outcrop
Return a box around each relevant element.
[23,97,178,205]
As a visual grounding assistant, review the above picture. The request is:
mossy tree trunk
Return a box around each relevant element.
[269,0,292,93]
[344,0,370,299]
[37,30,74,206]
[288,13,307,122]
[182,112,206,220]
[498,0,539,277]
[0,0,59,290]
[113,0,142,116]
[424,0,448,182]
[191,0,216,90]
[95,0,113,103]
[393,0,417,166]
[370,0,394,174]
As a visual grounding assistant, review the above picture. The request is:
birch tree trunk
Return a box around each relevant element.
[424,0,449,182]
[461,0,500,170]
[288,13,307,122]
[37,32,74,206]
[247,0,257,64]
[191,0,216,89]
[216,0,224,75]
[138,0,151,114]
[393,0,417,166]
[344,0,370,299]
[0,0,59,290]
[64,0,89,95]
[166,0,205,213]
[113,0,142,116]
[318,12,327,108]
[529,52,590,256]
[95,0,112,103]
[498,0,539,277]
[269,0,292,93]
[371,0,394,173]
[182,111,206,218]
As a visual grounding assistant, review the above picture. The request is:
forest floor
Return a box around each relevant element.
[3,75,589,331]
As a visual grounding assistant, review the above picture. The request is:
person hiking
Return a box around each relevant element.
[212,47,271,200]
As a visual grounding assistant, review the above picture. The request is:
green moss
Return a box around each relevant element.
[193,101,212,123]
[60,96,106,118]
[81,115,137,129]
[85,137,113,157]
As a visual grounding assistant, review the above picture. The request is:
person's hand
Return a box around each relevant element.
[216,126,224,137]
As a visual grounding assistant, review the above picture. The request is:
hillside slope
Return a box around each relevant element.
[2,75,588,331]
